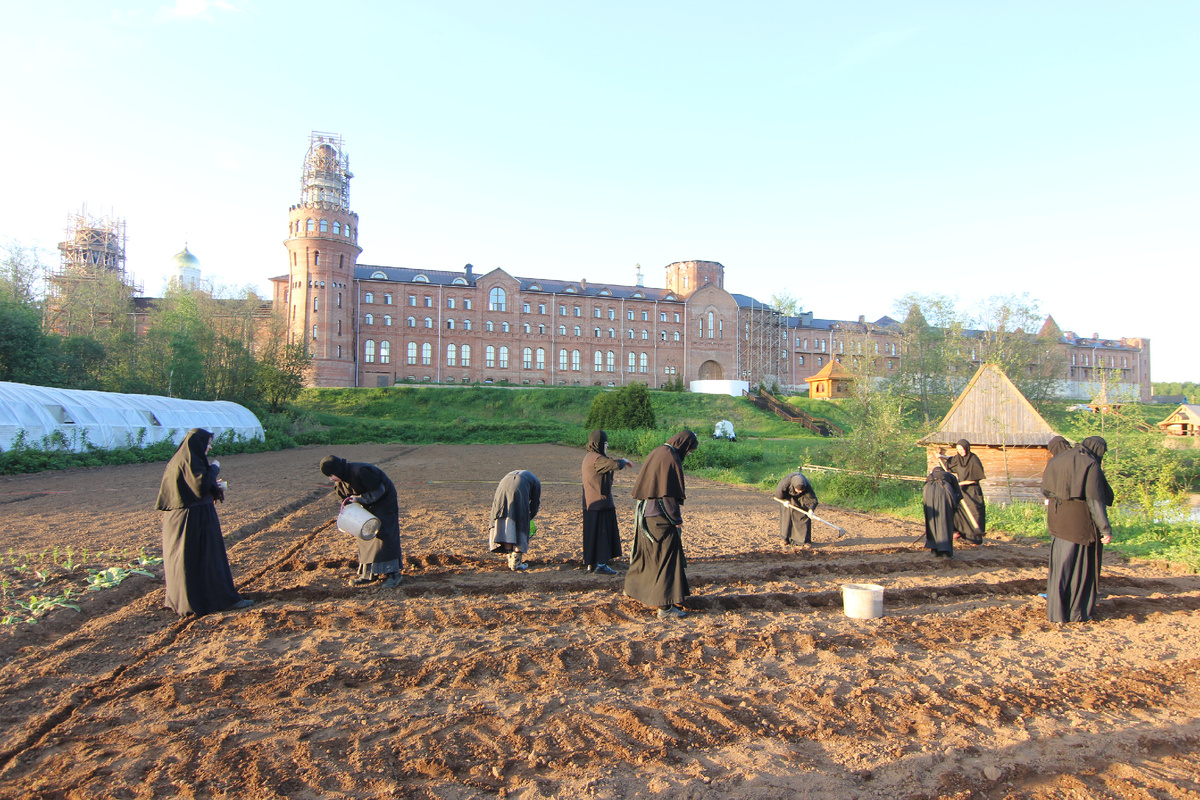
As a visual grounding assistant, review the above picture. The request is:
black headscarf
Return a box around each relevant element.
[1047,435,1071,456]
[156,428,215,511]
[585,430,607,454]
[947,439,984,483]
[632,430,696,501]
[320,455,351,481]
[1081,436,1107,460]
[1042,436,1113,506]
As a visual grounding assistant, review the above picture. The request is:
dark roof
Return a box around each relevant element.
[355,265,475,287]
[515,277,683,302]
[730,292,773,308]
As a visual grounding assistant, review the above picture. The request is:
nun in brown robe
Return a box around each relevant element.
[943,439,986,543]
[922,466,962,559]
[156,429,251,616]
[321,456,404,587]
[773,470,819,545]
[582,430,632,575]
[1042,436,1114,622]
[625,430,698,619]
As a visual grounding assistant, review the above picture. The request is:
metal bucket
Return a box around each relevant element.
[338,501,380,541]
[841,583,884,619]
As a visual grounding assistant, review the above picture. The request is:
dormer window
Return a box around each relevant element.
[414,274,430,283]
[370,271,387,279]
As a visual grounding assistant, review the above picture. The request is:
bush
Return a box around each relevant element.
[584,383,656,431]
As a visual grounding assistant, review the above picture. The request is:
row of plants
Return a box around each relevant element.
[1,546,162,625]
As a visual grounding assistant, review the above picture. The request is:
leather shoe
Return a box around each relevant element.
[594,564,618,576]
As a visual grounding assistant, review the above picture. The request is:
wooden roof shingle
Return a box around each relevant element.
[918,364,1058,447]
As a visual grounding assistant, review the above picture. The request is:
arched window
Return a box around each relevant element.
[536,348,545,370]
[606,351,615,372]
[464,319,472,331]
[311,324,318,339]
[447,344,457,366]
[558,325,566,336]
[447,319,456,330]
[407,342,417,365]
[523,348,533,369]
[673,331,680,342]
[313,252,320,266]
[559,349,568,371]
[364,340,376,363]
[486,346,496,368]
[320,219,328,233]
[538,325,546,335]
[628,329,634,339]
[627,352,636,373]
[306,219,314,232]
[364,292,374,303]
[573,326,581,337]
[639,353,648,373]
[380,341,390,364]
[333,221,340,235]
[499,346,509,368]
[313,296,319,312]
[593,306,601,318]
[486,321,494,332]
[523,323,531,334]
[661,331,667,341]
[594,328,601,338]
[489,287,506,311]
[501,322,510,333]
[708,312,715,339]
[461,345,471,367]
[571,350,581,371]
[364,313,373,325]
[594,351,603,370]
[641,330,648,340]
[421,343,432,365]
[406,316,416,327]
[384,294,393,305]
[424,317,433,328]
[608,308,616,320]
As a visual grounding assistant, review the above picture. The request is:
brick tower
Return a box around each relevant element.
[284,132,361,386]
[664,260,724,298]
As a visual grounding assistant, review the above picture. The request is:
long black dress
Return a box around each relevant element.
[1042,436,1113,622]
[947,439,986,543]
[624,431,697,609]
[774,471,819,544]
[156,428,243,616]
[582,430,627,567]
[923,467,962,558]
[320,456,403,579]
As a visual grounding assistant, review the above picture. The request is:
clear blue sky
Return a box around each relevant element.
[2,1,1196,381]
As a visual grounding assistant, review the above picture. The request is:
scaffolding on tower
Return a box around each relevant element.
[739,299,786,390]
[300,131,353,210]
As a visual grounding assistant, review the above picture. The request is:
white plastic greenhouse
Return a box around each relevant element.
[0,382,264,453]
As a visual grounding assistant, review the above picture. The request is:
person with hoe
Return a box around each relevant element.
[625,430,698,619]
[922,465,962,559]
[581,430,633,575]
[773,469,820,546]
[156,428,252,616]
[939,439,986,544]
[320,456,404,588]
[1041,436,1114,622]
[490,470,541,572]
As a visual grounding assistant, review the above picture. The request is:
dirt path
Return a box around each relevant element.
[1,443,1198,799]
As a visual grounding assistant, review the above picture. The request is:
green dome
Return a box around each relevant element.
[171,246,200,268]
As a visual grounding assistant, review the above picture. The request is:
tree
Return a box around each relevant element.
[0,241,44,307]
[259,343,311,412]
[583,382,656,430]
[891,293,965,423]
[829,384,914,490]
[770,291,803,317]
[973,293,1065,407]
[0,303,50,383]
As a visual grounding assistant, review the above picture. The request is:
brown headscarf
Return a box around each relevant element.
[631,430,696,501]
[155,428,216,511]
[1047,435,1071,456]
[585,430,607,454]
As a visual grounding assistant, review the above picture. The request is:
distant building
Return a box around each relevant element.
[269,132,1153,398]
[169,246,202,290]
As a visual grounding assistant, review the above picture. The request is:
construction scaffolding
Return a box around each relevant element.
[738,299,786,389]
[45,206,142,335]
[301,131,353,209]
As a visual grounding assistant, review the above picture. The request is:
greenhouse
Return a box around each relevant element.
[0,382,264,453]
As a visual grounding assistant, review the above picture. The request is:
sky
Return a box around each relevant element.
[1,1,1196,381]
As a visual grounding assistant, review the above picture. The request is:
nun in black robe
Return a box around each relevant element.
[490,470,541,571]
[624,430,697,619]
[943,439,986,543]
[320,456,404,587]
[922,467,962,559]
[1041,436,1114,622]
[774,470,819,545]
[582,430,632,574]
[156,428,250,616]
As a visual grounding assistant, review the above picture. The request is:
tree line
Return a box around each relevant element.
[0,242,309,413]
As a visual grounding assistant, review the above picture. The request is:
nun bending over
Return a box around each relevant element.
[157,428,252,616]
[922,466,962,559]
[321,456,404,588]
[774,470,819,545]
[491,470,541,572]
[624,430,698,619]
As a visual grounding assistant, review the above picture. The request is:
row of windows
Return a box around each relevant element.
[293,218,356,239]
[363,341,664,373]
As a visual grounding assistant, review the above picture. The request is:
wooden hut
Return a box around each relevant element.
[804,359,854,400]
[918,364,1060,504]
[1158,404,1200,436]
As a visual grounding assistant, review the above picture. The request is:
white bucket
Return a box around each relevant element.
[337,502,380,541]
[841,583,884,619]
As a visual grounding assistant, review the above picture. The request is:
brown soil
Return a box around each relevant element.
[1,443,1198,799]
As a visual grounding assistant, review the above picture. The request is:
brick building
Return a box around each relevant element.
[270,132,1151,400]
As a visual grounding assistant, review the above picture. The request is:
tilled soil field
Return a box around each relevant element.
[1,443,1198,799]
